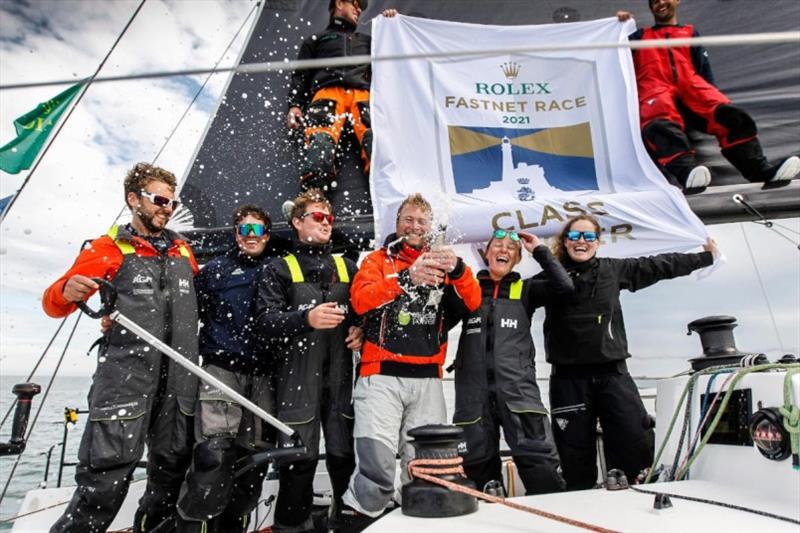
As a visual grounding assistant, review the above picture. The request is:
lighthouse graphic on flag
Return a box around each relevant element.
[448,124,599,201]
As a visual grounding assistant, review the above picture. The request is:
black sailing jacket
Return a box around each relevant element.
[540,251,713,366]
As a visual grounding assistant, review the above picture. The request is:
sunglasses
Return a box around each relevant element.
[493,229,520,242]
[139,190,180,209]
[566,230,598,242]
[300,211,334,224]
[237,222,269,237]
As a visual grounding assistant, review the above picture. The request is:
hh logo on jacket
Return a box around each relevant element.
[500,318,518,329]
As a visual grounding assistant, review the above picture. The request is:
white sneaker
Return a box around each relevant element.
[685,165,711,189]
[770,156,800,182]
[281,200,295,222]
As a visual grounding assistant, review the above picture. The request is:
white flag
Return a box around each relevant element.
[369,15,709,272]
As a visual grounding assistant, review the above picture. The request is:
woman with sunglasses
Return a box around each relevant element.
[451,228,572,496]
[544,214,717,491]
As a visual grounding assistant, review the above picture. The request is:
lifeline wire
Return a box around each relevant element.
[0,317,68,431]
[1,31,797,91]
[0,313,83,508]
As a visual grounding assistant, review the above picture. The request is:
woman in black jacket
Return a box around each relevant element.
[544,214,717,490]
[452,229,572,496]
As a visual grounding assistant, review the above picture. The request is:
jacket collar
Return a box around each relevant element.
[383,232,427,263]
[329,16,357,33]
[292,238,332,256]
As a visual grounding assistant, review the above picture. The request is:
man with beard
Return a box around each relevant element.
[255,189,362,532]
[176,205,275,532]
[43,163,200,532]
[340,193,481,532]
[617,0,799,190]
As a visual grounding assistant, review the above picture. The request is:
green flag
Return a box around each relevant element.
[0,82,84,174]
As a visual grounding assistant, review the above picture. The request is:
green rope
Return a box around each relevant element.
[675,363,800,480]
[779,368,800,470]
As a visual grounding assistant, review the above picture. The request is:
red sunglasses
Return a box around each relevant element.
[300,211,334,224]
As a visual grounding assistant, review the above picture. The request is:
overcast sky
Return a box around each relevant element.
[0,0,798,385]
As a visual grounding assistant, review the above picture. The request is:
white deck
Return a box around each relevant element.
[367,480,799,532]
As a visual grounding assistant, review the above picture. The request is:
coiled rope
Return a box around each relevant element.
[407,456,620,533]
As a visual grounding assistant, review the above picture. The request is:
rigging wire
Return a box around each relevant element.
[739,223,787,353]
[733,194,800,249]
[0,30,797,91]
[0,317,68,431]
[110,0,260,227]
[0,0,148,226]
[0,313,83,507]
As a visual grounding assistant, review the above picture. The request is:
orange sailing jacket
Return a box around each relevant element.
[43,225,198,318]
[352,234,481,378]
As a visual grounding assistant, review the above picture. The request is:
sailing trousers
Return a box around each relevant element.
[176,364,274,533]
[301,86,371,186]
[549,369,654,491]
[460,394,565,496]
[50,391,193,533]
[342,375,447,518]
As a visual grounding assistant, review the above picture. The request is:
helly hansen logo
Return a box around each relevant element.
[179,279,190,289]
[457,440,468,454]
[500,318,518,329]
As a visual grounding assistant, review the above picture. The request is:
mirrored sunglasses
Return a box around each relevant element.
[300,211,334,224]
[237,223,269,237]
[139,190,180,209]
[566,230,598,242]
[493,229,520,242]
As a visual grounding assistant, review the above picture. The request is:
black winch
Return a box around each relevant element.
[686,315,765,371]
[402,425,478,518]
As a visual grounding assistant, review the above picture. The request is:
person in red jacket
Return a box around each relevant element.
[340,193,481,531]
[618,0,799,190]
[44,163,200,533]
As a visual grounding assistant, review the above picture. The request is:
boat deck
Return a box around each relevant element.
[367,480,800,532]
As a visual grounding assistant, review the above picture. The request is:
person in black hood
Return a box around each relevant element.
[451,229,571,496]
[542,214,717,491]
[254,189,361,532]
[176,205,275,532]
[286,1,397,191]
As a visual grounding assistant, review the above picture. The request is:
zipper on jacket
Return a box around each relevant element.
[665,34,678,82]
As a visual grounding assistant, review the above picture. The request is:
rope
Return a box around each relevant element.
[0,317,68,431]
[407,457,620,533]
[0,313,83,507]
[0,0,147,225]
[779,368,800,470]
[675,363,800,480]
[739,223,786,353]
[629,486,800,525]
[1,30,798,91]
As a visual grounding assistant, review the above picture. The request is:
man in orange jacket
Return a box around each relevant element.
[340,193,481,531]
[43,163,200,533]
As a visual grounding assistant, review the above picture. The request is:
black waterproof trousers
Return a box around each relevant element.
[549,365,654,491]
[50,391,193,533]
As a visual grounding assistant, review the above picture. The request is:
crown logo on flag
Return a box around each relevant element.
[500,61,521,79]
